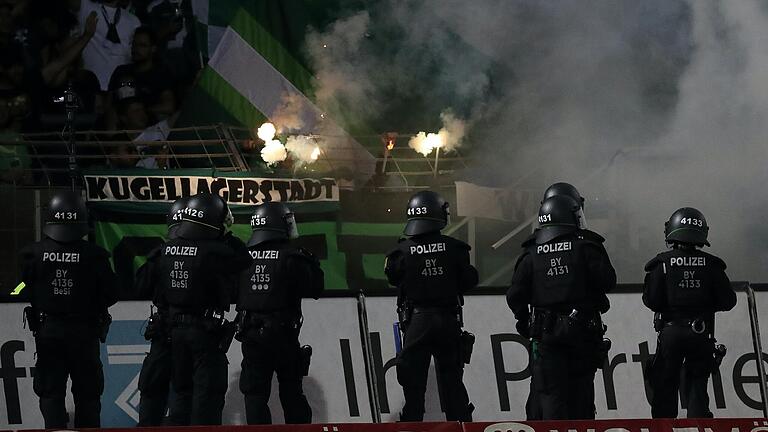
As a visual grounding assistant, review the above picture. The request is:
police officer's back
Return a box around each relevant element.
[507,195,615,420]
[643,207,736,418]
[135,196,192,426]
[19,191,117,428]
[385,191,477,422]
[148,193,251,425]
[236,202,324,424]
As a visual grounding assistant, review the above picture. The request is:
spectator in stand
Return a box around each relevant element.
[0,45,37,131]
[36,7,102,130]
[146,0,199,86]
[108,26,175,122]
[77,0,140,91]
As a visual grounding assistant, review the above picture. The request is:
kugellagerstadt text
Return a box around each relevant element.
[85,175,339,204]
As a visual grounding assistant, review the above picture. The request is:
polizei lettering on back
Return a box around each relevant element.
[409,243,446,255]
[165,246,198,256]
[249,250,280,260]
[536,241,572,254]
[42,252,81,263]
[670,256,706,266]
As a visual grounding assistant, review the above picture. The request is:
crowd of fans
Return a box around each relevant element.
[0,0,202,178]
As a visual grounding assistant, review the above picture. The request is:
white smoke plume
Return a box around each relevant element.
[272,93,306,134]
[408,110,468,156]
[308,0,768,281]
[285,135,321,164]
[408,132,442,156]
[260,140,287,166]
[437,111,466,152]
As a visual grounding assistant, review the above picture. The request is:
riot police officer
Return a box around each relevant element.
[507,195,616,420]
[145,192,250,425]
[236,202,324,424]
[385,190,477,421]
[523,182,600,420]
[19,190,118,428]
[136,196,192,426]
[643,207,736,418]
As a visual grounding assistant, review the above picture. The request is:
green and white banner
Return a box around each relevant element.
[184,1,376,177]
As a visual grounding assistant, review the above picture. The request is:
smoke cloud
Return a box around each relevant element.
[307,0,768,282]
[285,135,321,165]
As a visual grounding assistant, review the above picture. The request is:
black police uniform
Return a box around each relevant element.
[643,247,735,418]
[385,231,478,421]
[135,198,193,426]
[20,236,118,428]
[135,246,193,426]
[146,230,250,425]
[507,228,615,420]
[236,238,324,424]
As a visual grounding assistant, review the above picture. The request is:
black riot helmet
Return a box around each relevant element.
[535,195,580,244]
[166,196,191,240]
[404,190,450,236]
[542,182,587,229]
[664,207,710,247]
[176,193,232,240]
[247,202,299,247]
[542,182,584,208]
[43,190,89,242]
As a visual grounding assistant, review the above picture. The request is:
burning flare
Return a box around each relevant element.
[408,132,443,156]
[261,140,287,166]
[257,122,277,142]
[286,135,321,164]
[408,110,466,157]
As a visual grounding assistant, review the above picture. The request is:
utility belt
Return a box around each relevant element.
[235,309,302,342]
[23,306,111,342]
[170,308,235,352]
[397,300,474,364]
[399,301,463,326]
[654,313,712,335]
[170,308,225,326]
[530,308,603,335]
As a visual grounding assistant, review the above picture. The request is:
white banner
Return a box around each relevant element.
[84,175,339,204]
[0,293,765,428]
[361,293,766,421]
[0,299,371,428]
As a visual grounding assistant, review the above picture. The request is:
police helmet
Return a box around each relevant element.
[166,196,191,240]
[247,202,299,247]
[176,193,231,240]
[535,195,580,244]
[542,182,587,229]
[404,190,449,236]
[542,182,584,208]
[664,207,710,247]
[43,190,89,242]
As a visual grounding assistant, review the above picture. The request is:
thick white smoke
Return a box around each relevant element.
[408,110,468,156]
[257,122,287,166]
[308,0,768,281]
[272,93,306,134]
[285,135,321,164]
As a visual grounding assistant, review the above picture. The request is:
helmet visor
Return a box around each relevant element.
[576,208,588,230]
[286,213,299,239]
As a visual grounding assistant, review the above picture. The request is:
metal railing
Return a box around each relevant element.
[1,125,471,192]
[746,282,768,417]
